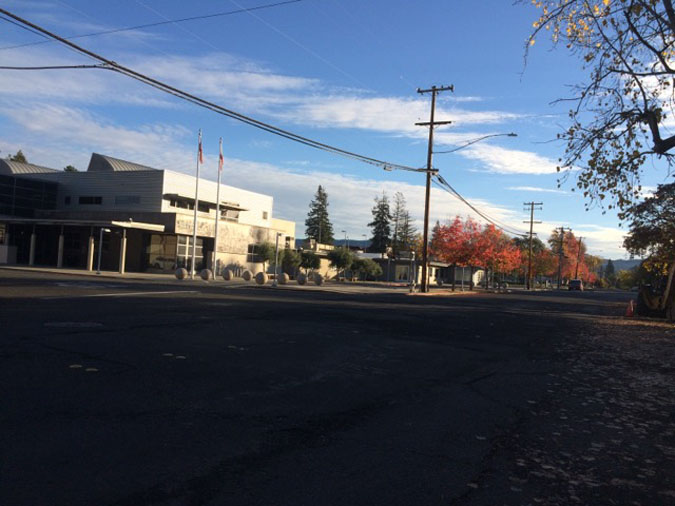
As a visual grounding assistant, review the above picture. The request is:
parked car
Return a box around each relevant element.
[568,279,584,291]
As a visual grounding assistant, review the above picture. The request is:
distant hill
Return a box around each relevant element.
[601,259,642,271]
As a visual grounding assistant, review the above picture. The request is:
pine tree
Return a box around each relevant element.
[398,211,417,251]
[305,185,334,244]
[604,259,615,278]
[391,192,405,255]
[368,192,392,253]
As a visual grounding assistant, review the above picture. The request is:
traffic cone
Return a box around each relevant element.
[625,299,634,317]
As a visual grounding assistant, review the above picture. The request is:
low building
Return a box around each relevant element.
[0,153,295,274]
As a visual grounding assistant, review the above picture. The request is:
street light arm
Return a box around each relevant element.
[434,132,517,154]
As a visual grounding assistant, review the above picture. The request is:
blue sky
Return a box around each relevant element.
[1,0,668,258]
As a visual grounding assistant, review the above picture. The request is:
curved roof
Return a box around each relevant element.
[0,159,58,175]
[87,152,158,172]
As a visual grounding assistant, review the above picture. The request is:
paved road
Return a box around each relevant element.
[1,269,673,505]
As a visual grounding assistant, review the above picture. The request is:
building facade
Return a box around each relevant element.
[0,153,295,274]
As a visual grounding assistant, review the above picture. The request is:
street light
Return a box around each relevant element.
[96,228,111,274]
[272,232,282,287]
[434,132,518,154]
[362,234,367,253]
[341,230,348,249]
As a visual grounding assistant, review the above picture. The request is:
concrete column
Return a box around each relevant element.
[86,229,95,271]
[57,227,64,268]
[28,229,36,266]
[118,229,127,274]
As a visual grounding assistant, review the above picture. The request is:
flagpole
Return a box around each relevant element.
[213,137,223,278]
[190,129,202,280]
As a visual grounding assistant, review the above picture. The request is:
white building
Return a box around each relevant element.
[0,153,295,274]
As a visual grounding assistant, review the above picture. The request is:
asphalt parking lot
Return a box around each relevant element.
[1,268,673,506]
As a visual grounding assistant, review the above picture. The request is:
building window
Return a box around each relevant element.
[79,196,102,205]
[247,244,260,263]
[221,209,239,222]
[262,211,268,220]
[64,196,71,205]
[115,195,141,206]
[197,202,210,213]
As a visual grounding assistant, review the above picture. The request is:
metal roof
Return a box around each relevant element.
[0,159,59,175]
[87,153,158,172]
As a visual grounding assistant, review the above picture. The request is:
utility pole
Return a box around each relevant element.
[523,202,543,290]
[556,226,571,289]
[574,236,584,279]
[416,85,453,292]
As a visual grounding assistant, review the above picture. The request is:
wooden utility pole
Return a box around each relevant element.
[523,202,542,290]
[556,226,571,289]
[416,85,453,292]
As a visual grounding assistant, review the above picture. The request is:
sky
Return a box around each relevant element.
[1,0,670,258]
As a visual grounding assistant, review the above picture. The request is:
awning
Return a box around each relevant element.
[0,217,165,232]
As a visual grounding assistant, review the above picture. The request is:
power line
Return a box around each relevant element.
[0,0,303,52]
[433,175,528,237]
[0,64,107,70]
[0,7,423,174]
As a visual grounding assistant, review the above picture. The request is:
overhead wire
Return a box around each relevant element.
[0,0,303,52]
[0,63,108,70]
[432,174,528,237]
[0,7,424,173]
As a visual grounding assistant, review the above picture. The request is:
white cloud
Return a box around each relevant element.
[507,186,568,194]
[1,103,193,171]
[459,144,560,175]
[573,224,628,258]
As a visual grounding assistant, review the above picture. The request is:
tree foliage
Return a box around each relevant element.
[327,247,353,271]
[256,242,276,271]
[305,185,334,244]
[300,250,320,271]
[623,181,675,265]
[63,165,78,172]
[351,258,383,280]
[547,229,598,282]
[368,192,392,253]
[7,150,27,163]
[430,216,521,274]
[280,248,301,275]
[526,0,675,210]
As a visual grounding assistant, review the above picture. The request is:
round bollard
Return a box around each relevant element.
[278,273,289,285]
[241,269,253,281]
[175,267,188,280]
[297,273,307,285]
[313,273,324,286]
[222,269,233,281]
[200,268,212,281]
[255,272,268,285]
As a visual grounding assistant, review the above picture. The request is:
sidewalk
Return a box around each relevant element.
[0,265,193,283]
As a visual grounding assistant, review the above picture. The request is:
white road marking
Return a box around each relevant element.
[42,290,199,300]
